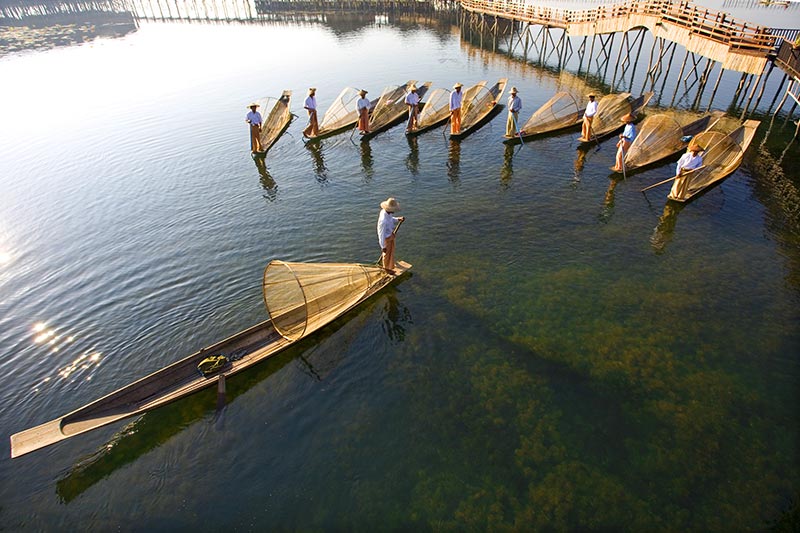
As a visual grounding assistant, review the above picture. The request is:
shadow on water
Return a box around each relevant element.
[55,280,413,503]
[254,156,278,201]
[405,135,419,176]
[572,147,587,185]
[360,141,374,180]
[304,141,328,184]
[446,139,460,184]
[598,176,621,224]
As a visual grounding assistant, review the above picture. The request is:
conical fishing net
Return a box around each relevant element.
[417,88,451,128]
[256,92,292,151]
[319,87,361,132]
[369,84,411,128]
[672,130,743,199]
[461,80,505,130]
[624,114,683,169]
[590,92,632,137]
[263,261,387,341]
[521,91,580,135]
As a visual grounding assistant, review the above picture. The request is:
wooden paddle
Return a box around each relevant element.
[510,112,525,153]
[640,165,705,192]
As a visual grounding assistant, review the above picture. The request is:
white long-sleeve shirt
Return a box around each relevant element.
[246,110,262,125]
[405,92,420,106]
[508,94,522,113]
[584,100,598,117]
[449,90,463,111]
[357,97,371,111]
[304,95,316,111]
[676,152,703,175]
[377,209,399,248]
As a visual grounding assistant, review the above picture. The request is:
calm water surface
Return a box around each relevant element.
[0,13,798,530]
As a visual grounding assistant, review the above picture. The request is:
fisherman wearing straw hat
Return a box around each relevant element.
[404,85,421,133]
[246,103,263,153]
[377,197,405,274]
[581,93,598,141]
[357,89,371,134]
[612,113,637,172]
[449,83,464,134]
[671,142,704,200]
[505,86,522,138]
[303,88,319,138]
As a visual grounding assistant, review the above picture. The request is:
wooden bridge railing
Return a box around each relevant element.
[459,0,778,55]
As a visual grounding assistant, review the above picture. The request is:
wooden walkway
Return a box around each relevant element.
[458,0,778,74]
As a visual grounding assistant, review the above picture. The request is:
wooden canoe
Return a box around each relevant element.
[613,110,725,174]
[503,91,583,144]
[360,81,431,141]
[252,90,293,157]
[406,87,451,136]
[10,260,412,458]
[303,87,377,142]
[576,91,654,146]
[449,78,508,141]
[667,119,759,202]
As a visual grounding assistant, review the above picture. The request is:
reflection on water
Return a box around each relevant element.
[500,143,514,187]
[360,140,374,180]
[305,141,328,184]
[599,177,620,223]
[381,291,412,342]
[447,139,461,184]
[405,135,419,176]
[573,147,587,183]
[650,200,685,253]
[254,156,278,201]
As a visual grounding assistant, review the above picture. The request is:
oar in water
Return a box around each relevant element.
[510,112,526,153]
[376,218,405,266]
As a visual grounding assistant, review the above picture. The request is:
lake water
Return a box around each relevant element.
[0,7,798,530]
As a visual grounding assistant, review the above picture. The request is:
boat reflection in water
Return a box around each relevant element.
[650,201,686,254]
[254,157,278,201]
[305,141,328,184]
[447,139,461,184]
[55,283,411,503]
[405,135,419,176]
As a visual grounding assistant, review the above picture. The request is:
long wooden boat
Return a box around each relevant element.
[612,110,725,174]
[406,87,451,136]
[10,260,412,458]
[502,91,582,144]
[360,81,431,141]
[449,78,507,141]
[252,90,293,157]
[576,91,654,146]
[303,87,377,142]
[667,119,759,202]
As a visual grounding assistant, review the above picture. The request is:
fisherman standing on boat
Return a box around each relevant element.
[581,93,598,141]
[670,142,704,200]
[303,87,319,138]
[377,197,405,274]
[405,85,420,133]
[505,87,522,137]
[357,89,371,135]
[450,83,464,134]
[612,113,636,172]
[246,103,263,153]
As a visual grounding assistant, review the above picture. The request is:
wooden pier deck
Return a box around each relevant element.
[458,0,777,74]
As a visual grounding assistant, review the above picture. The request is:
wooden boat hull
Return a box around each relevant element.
[502,111,582,144]
[10,261,412,458]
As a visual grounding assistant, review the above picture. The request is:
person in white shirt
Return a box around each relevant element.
[505,87,522,137]
[303,87,318,138]
[670,143,704,200]
[245,103,263,153]
[404,85,421,132]
[581,93,598,140]
[449,83,464,134]
[612,113,636,171]
[357,89,371,134]
[377,197,405,274]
